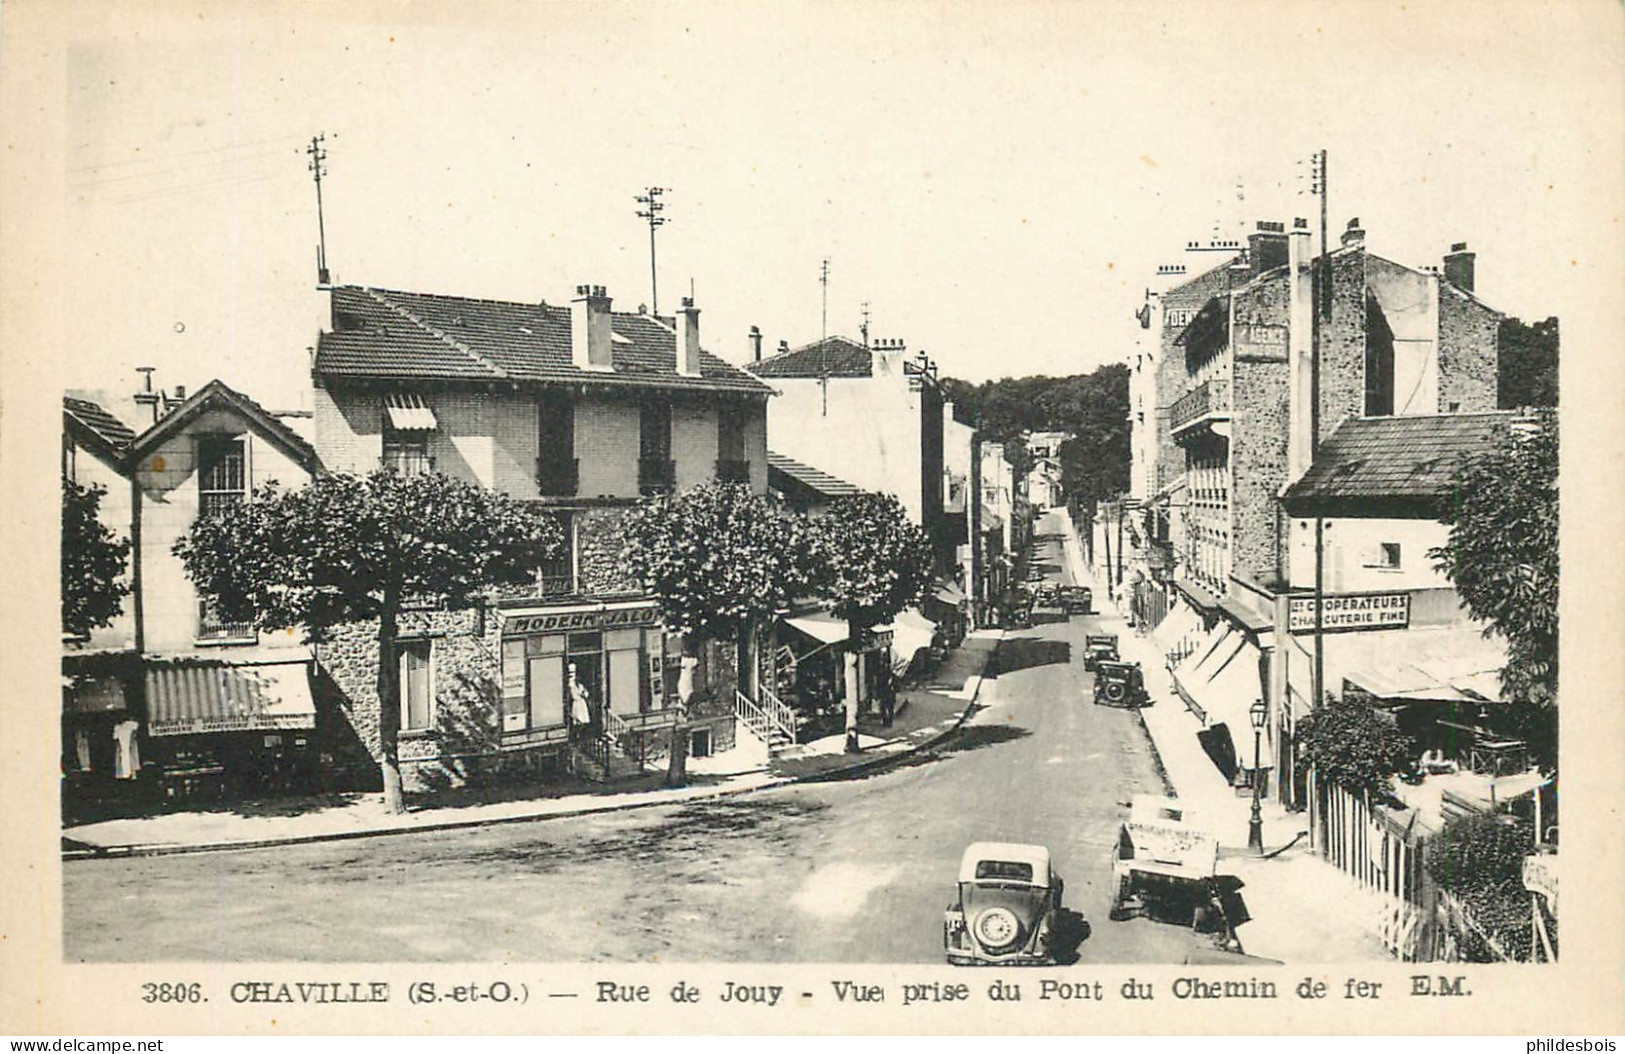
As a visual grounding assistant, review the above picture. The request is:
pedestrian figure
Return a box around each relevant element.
[880,669,897,728]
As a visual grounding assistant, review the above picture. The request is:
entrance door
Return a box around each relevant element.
[567,632,604,732]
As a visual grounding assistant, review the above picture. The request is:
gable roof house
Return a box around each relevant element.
[62,381,323,812]
[310,282,779,790]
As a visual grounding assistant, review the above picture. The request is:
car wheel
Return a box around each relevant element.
[1105,682,1126,703]
[973,907,1022,949]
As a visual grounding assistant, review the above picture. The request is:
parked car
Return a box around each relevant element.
[1092,659,1149,708]
[1082,632,1119,671]
[1109,796,1228,937]
[944,842,1068,966]
[1059,585,1093,615]
[1034,582,1060,606]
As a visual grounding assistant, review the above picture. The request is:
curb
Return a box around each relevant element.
[62,636,1005,862]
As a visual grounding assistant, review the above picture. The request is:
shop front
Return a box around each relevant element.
[496,600,683,757]
[61,658,143,820]
[142,659,319,801]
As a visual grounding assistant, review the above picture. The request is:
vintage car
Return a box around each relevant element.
[1033,582,1060,606]
[1058,585,1093,615]
[944,842,1066,966]
[1082,632,1120,671]
[1093,659,1149,708]
[1109,796,1222,928]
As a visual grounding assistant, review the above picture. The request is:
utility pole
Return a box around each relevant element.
[819,257,831,343]
[634,186,668,314]
[1310,148,1329,713]
[307,134,330,285]
[860,301,871,349]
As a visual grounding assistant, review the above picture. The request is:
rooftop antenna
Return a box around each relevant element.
[819,257,831,344]
[307,133,331,286]
[634,186,668,314]
[859,301,871,349]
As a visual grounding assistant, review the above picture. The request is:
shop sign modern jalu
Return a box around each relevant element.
[1287,592,1411,634]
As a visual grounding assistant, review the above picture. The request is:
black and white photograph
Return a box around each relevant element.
[6,0,1623,1037]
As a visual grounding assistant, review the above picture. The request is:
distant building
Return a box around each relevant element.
[1026,456,1063,510]
[1026,430,1071,461]
[748,335,951,568]
[311,283,775,788]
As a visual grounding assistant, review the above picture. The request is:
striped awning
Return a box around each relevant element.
[385,392,438,431]
[145,661,316,737]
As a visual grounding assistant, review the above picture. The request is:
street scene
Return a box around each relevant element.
[47,4,1573,976]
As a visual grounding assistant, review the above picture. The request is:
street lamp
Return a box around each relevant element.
[1248,698,1267,853]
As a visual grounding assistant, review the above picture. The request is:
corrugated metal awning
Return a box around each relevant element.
[146,661,315,737]
[385,392,438,431]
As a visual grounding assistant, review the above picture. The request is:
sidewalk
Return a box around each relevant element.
[61,632,1002,860]
[1051,509,1389,962]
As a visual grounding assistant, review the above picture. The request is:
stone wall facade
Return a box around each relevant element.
[1318,249,1371,444]
[1228,275,1292,589]
[1436,285,1501,414]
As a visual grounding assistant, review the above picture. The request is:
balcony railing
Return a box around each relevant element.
[638,457,676,496]
[1169,377,1232,436]
[715,458,751,484]
[536,456,579,497]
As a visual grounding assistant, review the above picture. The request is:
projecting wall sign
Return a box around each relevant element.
[1288,592,1411,634]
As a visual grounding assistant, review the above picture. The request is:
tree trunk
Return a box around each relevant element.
[844,624,862,754]
[376,600,405,814]
[666,641,699,788]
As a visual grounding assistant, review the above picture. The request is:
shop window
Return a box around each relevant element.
[198,435,247,518]
[399,639,435,733]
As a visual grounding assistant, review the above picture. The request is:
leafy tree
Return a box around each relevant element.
[62,478,132,639]
[621,483,818,784]
[942,363,1131,513]
[1431,412,1558,768]
[1297,696,1416,803]
[1425,814,1538,961]
[810,492,935,752]
[174,471,564,813]
[1498,316,1559,410]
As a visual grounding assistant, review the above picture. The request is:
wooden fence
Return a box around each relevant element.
[1308,768,1524,963]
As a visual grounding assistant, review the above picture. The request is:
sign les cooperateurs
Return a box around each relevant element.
[1288,592,1410,634]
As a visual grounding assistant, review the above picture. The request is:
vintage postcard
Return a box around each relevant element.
[3,0,1622,1037]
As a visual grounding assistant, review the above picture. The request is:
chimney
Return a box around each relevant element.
[676,296,702,377]
[1247,220,1289,277]
[1443,242,1476,292]
[1340,216,1365,250]
[872,336,905,376]
[749,325,763,362]
[134,366,162,425]
[570,284,614,372]
[777,339,790,356]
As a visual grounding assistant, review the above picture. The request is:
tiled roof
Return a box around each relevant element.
[129,379,318,470]
[314,286,772,395]
[747,336,872,379]
[1281,412,1517,512]
[64,396,135,452]
[767,451,862,500]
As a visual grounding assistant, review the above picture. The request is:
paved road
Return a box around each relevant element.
[64,517,1206,964]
